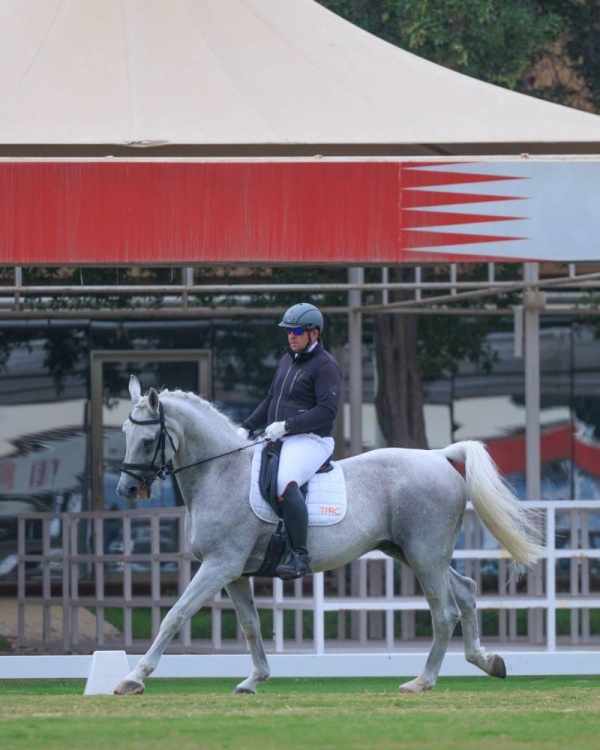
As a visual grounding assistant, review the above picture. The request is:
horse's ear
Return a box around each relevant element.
[148,387,160,414]
[129,375,142,405]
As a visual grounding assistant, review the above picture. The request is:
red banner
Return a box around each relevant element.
[1,159,598,265]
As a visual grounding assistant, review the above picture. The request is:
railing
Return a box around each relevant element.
[14,500,600,654]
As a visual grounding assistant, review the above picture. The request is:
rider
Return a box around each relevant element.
[237,302,342,580]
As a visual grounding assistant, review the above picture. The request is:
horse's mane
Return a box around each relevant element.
[156,388,237,431]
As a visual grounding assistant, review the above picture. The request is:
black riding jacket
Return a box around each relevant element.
[242,341,341,438]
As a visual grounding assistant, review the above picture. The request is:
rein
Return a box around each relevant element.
[120,402,265,487]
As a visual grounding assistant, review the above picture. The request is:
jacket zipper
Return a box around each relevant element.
[274,361,300,421]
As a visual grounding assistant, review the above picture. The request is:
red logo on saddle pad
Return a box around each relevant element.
[319,505,341,516]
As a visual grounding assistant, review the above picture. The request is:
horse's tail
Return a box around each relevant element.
[440,440,543,568]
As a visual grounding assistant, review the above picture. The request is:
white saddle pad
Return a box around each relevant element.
[249,444,347,526]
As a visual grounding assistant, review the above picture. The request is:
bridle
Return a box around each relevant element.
[120,402,177,487]
[120,401,264,491]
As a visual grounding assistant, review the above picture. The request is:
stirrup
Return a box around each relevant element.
[275,551,311,581]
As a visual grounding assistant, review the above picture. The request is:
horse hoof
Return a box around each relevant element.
[232,687,256,695]
[114,680,145,695]
[398,677,433,694]
[490,655,507,679]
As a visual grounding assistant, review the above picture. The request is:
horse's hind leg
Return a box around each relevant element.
[225,577,270,694]
[449,567,506,679]
[398,553,461,694]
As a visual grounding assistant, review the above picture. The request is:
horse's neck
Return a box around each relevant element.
[166,397,249,517]
[166,395,238,469]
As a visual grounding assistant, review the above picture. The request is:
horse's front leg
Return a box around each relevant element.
[114,561,232,695]
[226,577,270,694]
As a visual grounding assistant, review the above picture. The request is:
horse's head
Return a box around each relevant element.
[117,375,178,502]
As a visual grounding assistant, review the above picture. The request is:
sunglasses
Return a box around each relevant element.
[285,326,308,336]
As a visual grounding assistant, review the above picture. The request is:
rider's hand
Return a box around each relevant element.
[236,426,251,440]
[264,421,287,442]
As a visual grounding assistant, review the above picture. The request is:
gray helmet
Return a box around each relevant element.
[278,302,324,332]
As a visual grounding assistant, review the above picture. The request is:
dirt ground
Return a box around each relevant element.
[0,599,121,652]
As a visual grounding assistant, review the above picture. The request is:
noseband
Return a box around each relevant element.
[120,402,177,487]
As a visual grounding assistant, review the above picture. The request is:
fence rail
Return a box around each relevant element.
[14,500,600,654]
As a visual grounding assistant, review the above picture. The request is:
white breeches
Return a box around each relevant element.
[276,433,335,496]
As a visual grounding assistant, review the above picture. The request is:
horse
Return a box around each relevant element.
[114,374,543,696]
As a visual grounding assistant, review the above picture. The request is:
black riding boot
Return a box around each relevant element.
[275,482,311,580]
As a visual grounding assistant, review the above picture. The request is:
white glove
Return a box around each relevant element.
[264,421,287,442]
[236,426,251,440]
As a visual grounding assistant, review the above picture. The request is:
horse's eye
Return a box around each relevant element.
[142,438,155,449]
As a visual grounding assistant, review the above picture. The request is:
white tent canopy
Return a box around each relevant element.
[1,0,600,155]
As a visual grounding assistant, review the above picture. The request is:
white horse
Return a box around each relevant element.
[114,375,543,695]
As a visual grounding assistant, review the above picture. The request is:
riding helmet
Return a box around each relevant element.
[278,303,324,332]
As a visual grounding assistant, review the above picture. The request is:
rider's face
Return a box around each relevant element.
[287,328,311,352]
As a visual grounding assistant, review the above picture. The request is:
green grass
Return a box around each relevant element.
[0,677,599,749]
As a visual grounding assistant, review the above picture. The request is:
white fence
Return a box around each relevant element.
[11,500,600,655]
[268,500,600,653]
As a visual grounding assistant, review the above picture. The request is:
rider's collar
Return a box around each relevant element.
[288,339,321,360]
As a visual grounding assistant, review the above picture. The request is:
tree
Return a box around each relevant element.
[318,1,561,89]
[372,269,427,449]
[526,1,600,114]
[370,266,514,448]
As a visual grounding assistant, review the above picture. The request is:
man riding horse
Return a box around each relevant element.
[116,372,541,695]
[237,302,342,580]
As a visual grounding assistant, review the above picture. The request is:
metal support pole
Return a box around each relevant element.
[524,263,543,501]
[348,267,364,456]
[182,267,193,309]
[524,263,545,643]
[332,343,345,459]
[14,266,22,311]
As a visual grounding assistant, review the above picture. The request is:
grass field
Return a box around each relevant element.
[1,676,599,749]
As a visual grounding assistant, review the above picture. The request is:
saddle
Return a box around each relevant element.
[258,438,333,517]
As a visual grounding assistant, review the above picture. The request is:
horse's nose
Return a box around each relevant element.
[117,477,138,500]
